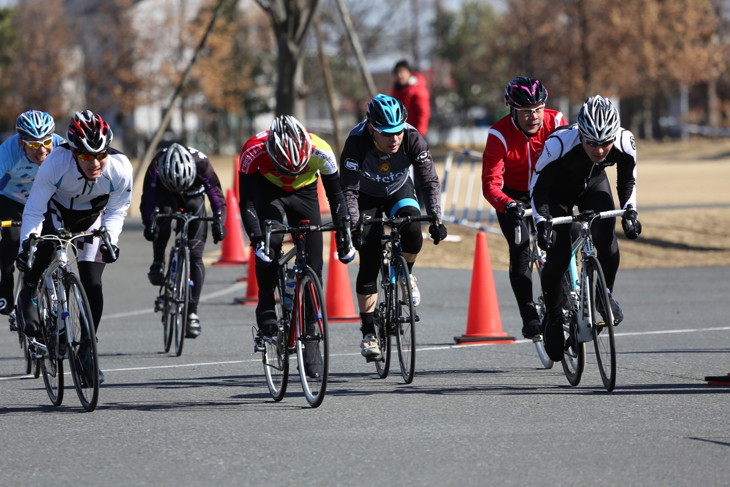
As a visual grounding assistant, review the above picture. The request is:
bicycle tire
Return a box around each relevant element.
[263,267,289,401]
[588,256,616,392]
[172,245,190,357]
[37,282,63,406]
[394,256,416,384]
[66,273,100,411]
[374,260,391,378]
[161,249,175,353]
[561,267,585,386]
[295,268,329,407]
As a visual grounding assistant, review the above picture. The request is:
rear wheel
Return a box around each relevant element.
[394,256,416,384]
[374,262,391,379]
[66,273,99,412]
[37,283,63,406]
[529,243,553,369]
[295,268,328,408]
[588,257,616,392]
[263,270,289,401]
[172,246,190,357]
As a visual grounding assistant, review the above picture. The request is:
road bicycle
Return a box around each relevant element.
[253,219,349,408]
[24,226,116,412]
[363,213,438,384]
[517,209,580,370]
[151,210,217,356]
[2,220,40,378]
[549,208,625,392]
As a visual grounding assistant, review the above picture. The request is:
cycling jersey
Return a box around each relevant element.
[530,125,637,224]
[0,133,66,205]
[239,131,338,191]
[139,145,226,227]
[339,121,441,224]
[19,144,133,248]
[482,109,566,213]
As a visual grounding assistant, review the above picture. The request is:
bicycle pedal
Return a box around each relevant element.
[531,334,544,343]
[364,355,382,363]
[253,337,266,353]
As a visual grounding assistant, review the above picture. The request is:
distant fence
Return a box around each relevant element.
[438,149,500,235]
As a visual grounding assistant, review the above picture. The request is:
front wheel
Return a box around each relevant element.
[37,283,63,406]
[263,270,289,401]
[295,268,328,408]
[171,246,190,357]
[66,273,99,412]
[561,268,585,386]
[394,256,416,384]
[374,262,391,379]
[588,257,616,392]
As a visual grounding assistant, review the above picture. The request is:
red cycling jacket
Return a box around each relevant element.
[392,72,431,136]
[481,109,566,212]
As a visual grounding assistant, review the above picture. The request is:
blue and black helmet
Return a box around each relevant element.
[366,93,408,134]
[16,110,55,140]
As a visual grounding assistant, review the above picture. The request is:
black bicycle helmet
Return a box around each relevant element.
[158,143,197,192]
[504,77,548,108]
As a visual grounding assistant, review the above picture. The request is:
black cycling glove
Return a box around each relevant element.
[621,205,642,240]
[536,219,555,251]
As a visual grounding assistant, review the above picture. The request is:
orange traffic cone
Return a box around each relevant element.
[326,232,358,321]
[454,231,515,344]
[317,177,330,215]
[234,254,259,306]
[214,189,248,266]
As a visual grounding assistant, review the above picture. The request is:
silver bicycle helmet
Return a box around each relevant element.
[158,143,197,192]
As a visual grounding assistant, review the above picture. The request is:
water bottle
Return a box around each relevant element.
[283,266,296,311]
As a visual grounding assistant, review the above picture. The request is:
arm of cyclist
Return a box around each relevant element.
[193,148,227,243]
[320,172,355,263]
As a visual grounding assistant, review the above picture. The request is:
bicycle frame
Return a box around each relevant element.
[552,209,624,343]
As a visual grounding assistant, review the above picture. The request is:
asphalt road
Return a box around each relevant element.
[1,218,728,487]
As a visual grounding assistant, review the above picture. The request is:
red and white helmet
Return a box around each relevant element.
[67,110,113,154]
[266,115,312,175]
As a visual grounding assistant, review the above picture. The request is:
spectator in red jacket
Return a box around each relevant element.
[391,60,430,136]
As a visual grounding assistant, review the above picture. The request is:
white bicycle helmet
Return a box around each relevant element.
[577,95,620,144]
[266,115,312,175]
[158,143,196,192]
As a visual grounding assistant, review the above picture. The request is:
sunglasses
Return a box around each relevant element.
[585,138,614,148]
[513,104,545,116]
[76,151,108,161]
[22,137,53,150]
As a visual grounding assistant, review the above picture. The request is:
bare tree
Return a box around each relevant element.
[255,0,321,117]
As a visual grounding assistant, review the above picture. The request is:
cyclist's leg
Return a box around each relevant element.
[540,202,573,361]
[17,218,55,338]
[253,192,287,337]
[354,201,382,358]
[0,196,24,313]
[384,183,423,305]
[495,198,540,337]
[184,195,207,335]
[284,182,323,282]
[148,199,175,284]
[77,262,105,332]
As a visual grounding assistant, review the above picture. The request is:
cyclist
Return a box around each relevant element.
[481,77,567,339]
[530,95,641,361]
[238,115,354,377]
[0,110,65,315]
[15,110,133,383]
[139,143,226,339]
[340,93,447,361]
